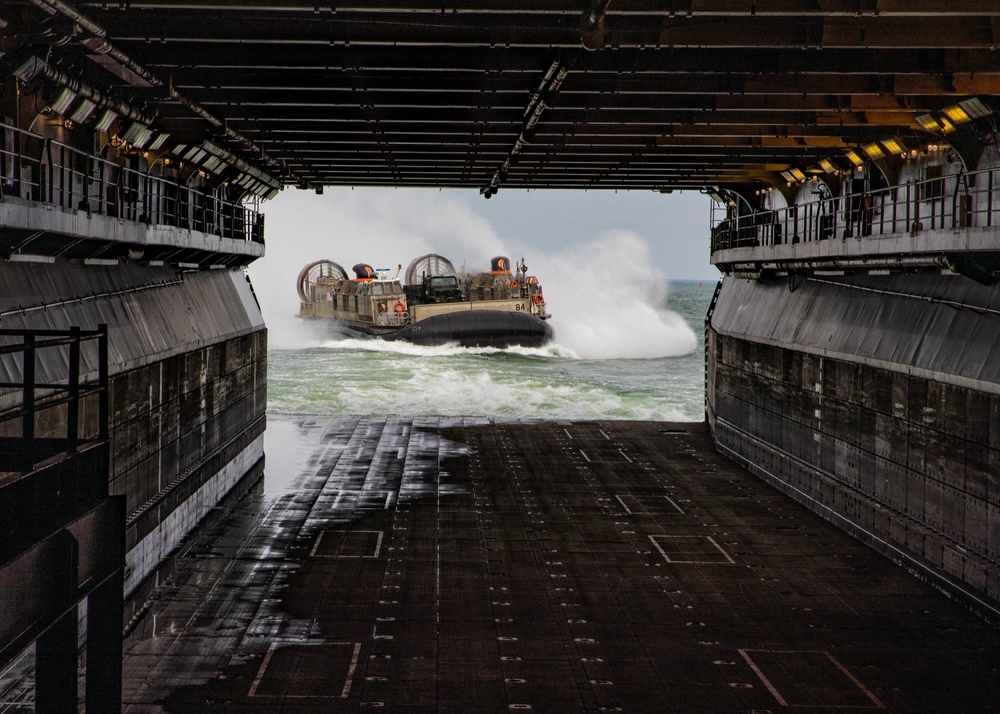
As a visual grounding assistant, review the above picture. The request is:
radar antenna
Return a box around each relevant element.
[297,260,348,302]
[404,253,457,285]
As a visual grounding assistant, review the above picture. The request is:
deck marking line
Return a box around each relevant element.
[705,536,736,564]
[247,646,275,697]
[309,532,325,558]
[342,642,362,698]
[614,495,633,514]
[648,535,736,565]
[739,649,886,709]
[618,449,633,463]
[250,640,358,699]
[579,450,591,462]
[564,429,574,440]
[738,649,787,706]
[825,651,886,709]
[311,530,384,558]
[663,495,685,514]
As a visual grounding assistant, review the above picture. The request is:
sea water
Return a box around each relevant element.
[266,280,718,422]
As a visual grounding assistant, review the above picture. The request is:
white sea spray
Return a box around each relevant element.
[266,282,713,422]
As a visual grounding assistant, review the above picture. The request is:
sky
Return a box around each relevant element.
[246,186,718,347]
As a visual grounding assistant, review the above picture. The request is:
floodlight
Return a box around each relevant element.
[70,98,97,123]
[862,142,885,160]
[119,121,154,148]
[881,138,905,155]
[915,114,940,131]
[943,104,972,124]
[818,158,837,173]
[958,97,992,119]
[51,88,77,115]
[94,110,117,132]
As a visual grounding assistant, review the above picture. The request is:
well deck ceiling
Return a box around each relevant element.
[5,1,1000,193]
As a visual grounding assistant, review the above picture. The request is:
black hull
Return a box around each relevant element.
[307,310,554,347]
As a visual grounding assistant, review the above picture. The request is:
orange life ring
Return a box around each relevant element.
[511,280,519,288]
[532,294,544,305]
[394,300,406,314]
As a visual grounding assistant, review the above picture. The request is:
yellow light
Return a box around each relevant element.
[881,138,905,154]
[915,114,940,131]
[939,117,957,134]
[845,150,864,165]
[862,142,885,160]
[943,105,972,124]
[959,97,992,119]
[789,168,807,182]
[818,158,837,173]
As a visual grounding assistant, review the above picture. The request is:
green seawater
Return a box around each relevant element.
[266,280,718,422]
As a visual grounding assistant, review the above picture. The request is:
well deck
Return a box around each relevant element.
[122,416,1000,712]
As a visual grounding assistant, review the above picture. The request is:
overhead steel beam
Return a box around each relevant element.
[101,44,1000,77]
[74,0,1000,14]
[95,11,1000,50]
[26,0,287,178]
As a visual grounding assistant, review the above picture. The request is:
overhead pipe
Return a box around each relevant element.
[27,0,287,177]
[581,0,612,50]
[482,61,568,199]
[200,141,281,190]
[16,56,154,125]
[584,0,613,31]
[17,57,280,193]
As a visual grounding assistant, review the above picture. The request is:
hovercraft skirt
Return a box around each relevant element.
[316,309,553,348]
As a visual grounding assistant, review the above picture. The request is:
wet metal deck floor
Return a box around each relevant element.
[123,416,1000,712]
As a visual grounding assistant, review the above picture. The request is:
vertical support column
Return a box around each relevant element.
[85,572,123,712]
[98,325,109,442]
[35,607,78,714]
[988,171,994,228]
[85,493,124,714]
[44,138,53,205]
[35,531,79,714]
[22,332,35,444]
[68,326,80,447]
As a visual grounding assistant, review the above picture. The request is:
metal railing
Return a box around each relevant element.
[711,166,1000,254]
[0,121,263,244]
[0,325,108,472]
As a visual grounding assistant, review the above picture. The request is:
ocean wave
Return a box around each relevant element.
[316,336,580,360]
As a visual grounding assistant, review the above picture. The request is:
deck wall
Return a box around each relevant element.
[707,274,1000,614]
[0,260,267,618]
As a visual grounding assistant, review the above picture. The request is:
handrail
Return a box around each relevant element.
[0,121,263,245]
[0,325,109,471]
[710,166,998,254]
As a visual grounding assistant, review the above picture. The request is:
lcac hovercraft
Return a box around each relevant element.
[296,254,553,347]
